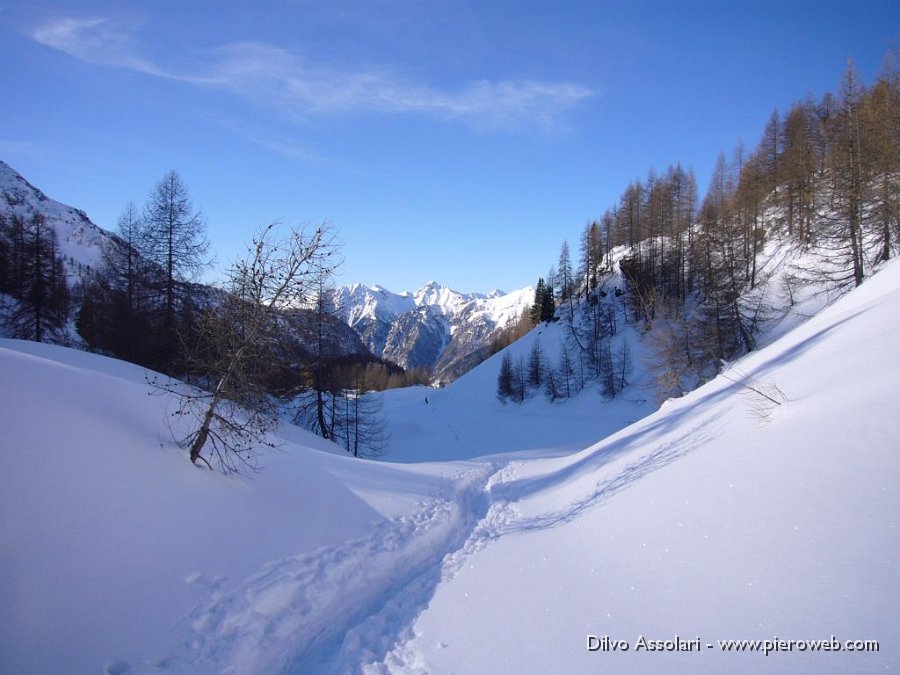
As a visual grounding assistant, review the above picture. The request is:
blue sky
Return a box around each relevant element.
[1,1,897,294]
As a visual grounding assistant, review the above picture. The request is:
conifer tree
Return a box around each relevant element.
[8,213,69,343]
[557,240,574,301]
[142,170,210,353]
[527,338,545,391]
[579,220,603,296]
[497,350,515,403]
[530,278,546,325]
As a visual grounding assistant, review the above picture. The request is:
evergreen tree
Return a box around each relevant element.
[530,277,556,324]
[539,278,556,322]
[530,278,546,325]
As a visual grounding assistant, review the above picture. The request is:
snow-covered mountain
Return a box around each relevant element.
[332,280,533,382]
[0,160,110,274]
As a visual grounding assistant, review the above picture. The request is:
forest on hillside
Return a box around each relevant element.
[498,56,898,405]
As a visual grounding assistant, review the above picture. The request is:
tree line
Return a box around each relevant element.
[0,211,70,343]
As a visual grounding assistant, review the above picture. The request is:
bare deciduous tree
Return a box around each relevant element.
[142,171,210,349]
[156,221,340,473]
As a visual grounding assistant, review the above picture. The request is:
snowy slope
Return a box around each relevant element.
[0,160,110,270]
[2,258,899,674]
[379,309,652,463]
[333,284,417,328]
[377,257,900,674]
[0,341,460,674]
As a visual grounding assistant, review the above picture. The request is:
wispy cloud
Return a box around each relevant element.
[216,116,341,167]
[31,16,592,131]
[32,17,180,80]
[207,42,592,131]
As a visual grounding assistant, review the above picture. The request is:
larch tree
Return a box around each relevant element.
[527,337,545,391]
[496,350,516,402]
[578,220,603,296]
[557,239,574,302]
[160,222,340,473]
[103,201,147,315]
[142,170,210,351]
[81,201,156,362]
[859,75,900,262]
[837,61,866,287]
[8,213,69,343]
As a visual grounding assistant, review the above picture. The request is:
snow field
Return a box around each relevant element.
[2,258,900,674]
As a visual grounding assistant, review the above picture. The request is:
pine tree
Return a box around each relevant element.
[530,277,556,324]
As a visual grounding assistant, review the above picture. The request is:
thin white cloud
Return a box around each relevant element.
[34,17,162,76]
[30,16,592,131]
[32,16,214,83]
[208,42,593,130]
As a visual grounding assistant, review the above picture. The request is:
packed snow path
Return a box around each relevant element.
[148,463,499,674]
[148,404,724,675]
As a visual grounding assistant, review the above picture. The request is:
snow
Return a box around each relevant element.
[335,284,417,326]
[0,341,429,673]
[335,279,533,330]
[381,256,900,674]
[0,160,110,270]
[3,257,900,673]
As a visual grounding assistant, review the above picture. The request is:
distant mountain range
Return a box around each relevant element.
[1,160,531,381]
[331,282,533,383]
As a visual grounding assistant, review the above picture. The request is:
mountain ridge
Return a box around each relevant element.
[0,160,109,273]
[330,279,533,382]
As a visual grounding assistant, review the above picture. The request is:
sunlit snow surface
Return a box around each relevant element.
[2,259,900,674]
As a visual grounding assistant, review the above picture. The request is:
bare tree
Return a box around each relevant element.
[82,201,157,362]
[336,368,390,458]
[527,337,545,391]
[142,171,210,348]
[8,213,69,343]
[158,222,340,472]
[497,351,516,402]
